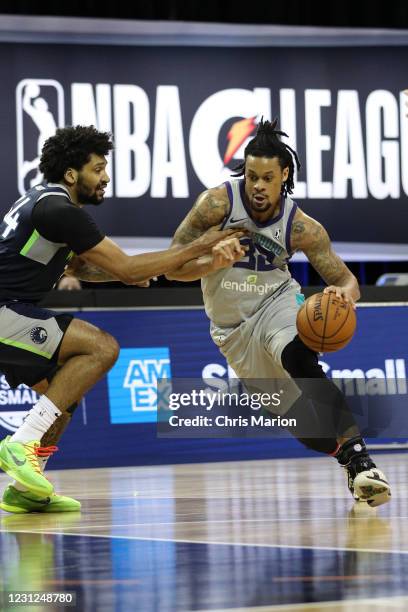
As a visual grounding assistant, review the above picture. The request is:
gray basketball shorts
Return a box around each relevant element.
[210,282,305,414]
[0,302,73,388]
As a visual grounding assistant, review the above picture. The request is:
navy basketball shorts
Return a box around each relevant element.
[0,302,73,389]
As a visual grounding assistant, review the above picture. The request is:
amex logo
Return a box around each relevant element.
[107,347,172,424]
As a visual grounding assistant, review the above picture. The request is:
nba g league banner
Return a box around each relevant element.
[0,42,407,246]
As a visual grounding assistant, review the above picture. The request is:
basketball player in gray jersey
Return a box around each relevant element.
[167,119,390,508]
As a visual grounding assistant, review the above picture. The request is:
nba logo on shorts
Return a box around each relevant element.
[16,79,65,195]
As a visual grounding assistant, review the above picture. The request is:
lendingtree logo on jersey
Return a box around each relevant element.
[0,375,40,433]
[107,347,172,424]
[221,276,284,296]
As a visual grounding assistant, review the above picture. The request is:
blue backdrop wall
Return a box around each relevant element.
[0,304,407,469]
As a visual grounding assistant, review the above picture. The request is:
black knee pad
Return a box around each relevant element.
[281,335,324,378]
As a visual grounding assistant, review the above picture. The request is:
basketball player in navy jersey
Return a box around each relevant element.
[167,119,391,508]
[0,125,244,514]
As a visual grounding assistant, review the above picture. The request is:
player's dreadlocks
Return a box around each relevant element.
[39,125,113,182]
[232,118,301,197]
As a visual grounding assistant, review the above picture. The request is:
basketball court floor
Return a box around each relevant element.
[0,452,407,611]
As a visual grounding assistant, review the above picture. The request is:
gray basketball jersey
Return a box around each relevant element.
[202,178,298,327]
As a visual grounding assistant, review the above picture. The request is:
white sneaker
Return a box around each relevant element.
[353,468,391,507]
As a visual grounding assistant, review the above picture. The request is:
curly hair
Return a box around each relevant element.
[39,125,113,182]
[232,118,301,196]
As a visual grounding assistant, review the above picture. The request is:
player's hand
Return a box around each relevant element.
[192,226,247,254]
[323,286,356,309]
[131,277,157,288]
[212,237,248,270]
[56,276,82,291]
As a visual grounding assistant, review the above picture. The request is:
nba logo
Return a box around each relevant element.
[16,79,65,195]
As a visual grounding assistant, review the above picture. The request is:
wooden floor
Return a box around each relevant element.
[0,453,408,611]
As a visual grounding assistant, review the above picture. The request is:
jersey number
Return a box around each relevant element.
[233,237,279,271]
[1,197,30,238]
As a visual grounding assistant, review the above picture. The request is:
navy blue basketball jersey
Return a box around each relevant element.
[0,184,74,304]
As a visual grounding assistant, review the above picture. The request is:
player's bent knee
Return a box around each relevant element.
[97,332,120,368]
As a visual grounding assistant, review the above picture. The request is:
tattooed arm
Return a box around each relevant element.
[290,208,360,305]
[166,185,246,281]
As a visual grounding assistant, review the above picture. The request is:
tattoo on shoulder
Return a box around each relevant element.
[173,189,229,245]
[195,190,229,224]
[290,214,325,251]
[291,220,306,235]
[290,219,307,251]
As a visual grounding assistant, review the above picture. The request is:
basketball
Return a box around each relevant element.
[296,291,356,353]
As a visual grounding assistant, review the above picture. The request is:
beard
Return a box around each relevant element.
[250,196,271,212]
[77,176,105,206]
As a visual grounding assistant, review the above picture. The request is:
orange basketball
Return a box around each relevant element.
[296,291,356,353]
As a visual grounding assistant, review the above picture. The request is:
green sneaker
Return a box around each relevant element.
[0,485,81,514]
[0,437,54,497]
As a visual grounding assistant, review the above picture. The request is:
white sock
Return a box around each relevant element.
[38,456,50,471]
[10,396,61,444]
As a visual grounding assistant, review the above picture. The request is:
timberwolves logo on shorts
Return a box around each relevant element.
[16,79,65,195]
[30,326,48,345]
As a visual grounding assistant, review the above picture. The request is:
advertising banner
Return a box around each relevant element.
[1,42,407,252]
[0,305,406,468]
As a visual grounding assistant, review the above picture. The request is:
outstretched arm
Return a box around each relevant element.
[166,185,246,281]
[65,257,151,286]
[78,224,241,284]
[290,209,360,306]
[65,257,121,282]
